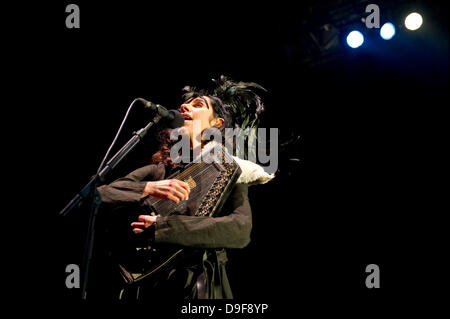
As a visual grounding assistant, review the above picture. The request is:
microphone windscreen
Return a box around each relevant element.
[168,110,185,128]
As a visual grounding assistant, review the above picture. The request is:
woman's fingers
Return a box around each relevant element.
[131,215,157,234]
[159,180,190,202]
[177,180,191,194]
[168,180,190,200]
[167,194,181,203]
[168,186,187,202]
[137,215,157,227]
[130,221,145,228]
[144,179,191,203]
[130,215,156,231]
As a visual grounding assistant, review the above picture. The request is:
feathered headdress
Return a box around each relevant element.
[182,75,267,131]
[182,75,267,160]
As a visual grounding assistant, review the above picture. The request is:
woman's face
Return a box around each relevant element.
[180,96,223,142]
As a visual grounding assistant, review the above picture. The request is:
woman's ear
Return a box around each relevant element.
[211,117,224,129]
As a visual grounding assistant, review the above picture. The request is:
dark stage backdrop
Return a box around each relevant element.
[8,0,448,314]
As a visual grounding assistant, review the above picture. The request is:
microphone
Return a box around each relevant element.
[138,98,184,128]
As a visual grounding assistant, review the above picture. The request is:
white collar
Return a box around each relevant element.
[233,156,275,185]
[203,141,275,185]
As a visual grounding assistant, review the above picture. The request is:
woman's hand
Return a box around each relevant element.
[133,179,190,234]
[142,179,190,203]
[131,215,157,234]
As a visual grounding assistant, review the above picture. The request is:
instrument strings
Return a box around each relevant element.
[150,163,218,209]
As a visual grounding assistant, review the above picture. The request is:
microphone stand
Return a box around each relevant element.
[59,113,162,300]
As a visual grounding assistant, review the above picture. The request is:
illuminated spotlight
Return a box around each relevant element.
[405,12,423,30]
[380,22,396,40]
[346,30,364,48]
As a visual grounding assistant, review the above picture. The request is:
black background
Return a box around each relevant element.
[6,0,448,314]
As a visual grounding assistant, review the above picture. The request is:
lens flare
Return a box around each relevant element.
[346,31,364,48]
[380,22,396,40]
[405,12,423,31]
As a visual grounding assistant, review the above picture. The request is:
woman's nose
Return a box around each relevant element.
[180,104,191,113]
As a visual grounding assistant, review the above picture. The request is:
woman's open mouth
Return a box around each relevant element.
[182,113,192,121]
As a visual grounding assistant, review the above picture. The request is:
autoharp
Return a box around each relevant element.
[114,143,241,285]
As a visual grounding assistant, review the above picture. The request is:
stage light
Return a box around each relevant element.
[405,12,423,30]
[346,31,364,48]
[380,22,396,40]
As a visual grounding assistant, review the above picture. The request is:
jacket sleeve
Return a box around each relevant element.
[154,183,252,249]
[97,164,165,206]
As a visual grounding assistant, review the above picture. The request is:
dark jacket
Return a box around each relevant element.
[97,162,252,299]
